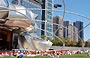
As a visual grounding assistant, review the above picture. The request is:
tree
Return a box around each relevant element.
[77,39,84,47]
[51,38,63,46]
[70,40,77,46]
[61,37,71,46]
[85,41,90,47]
[41,35,52,41]
[47,37,52,40]
[41,35,46,40]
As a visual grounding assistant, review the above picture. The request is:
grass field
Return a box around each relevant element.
[0,53,90,58]
[60,53,90,58]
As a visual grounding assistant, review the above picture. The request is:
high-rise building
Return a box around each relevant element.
[73,26,78,42]
[68,24,74,41]
[53,16,63,37]
[73,21,84,40]
[63,20,70,38]
[68,24,78,42]
[63,20,78,41]
[41,0,53,38]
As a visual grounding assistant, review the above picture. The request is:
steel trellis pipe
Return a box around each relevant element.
[0,8,89,41]
[0,4,90,43]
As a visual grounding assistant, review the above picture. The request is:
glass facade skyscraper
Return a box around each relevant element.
[41,0,53,38]
[73,21,84,40]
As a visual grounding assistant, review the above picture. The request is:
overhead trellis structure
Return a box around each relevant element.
[0,0,90,51]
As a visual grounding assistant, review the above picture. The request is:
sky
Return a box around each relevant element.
[54,0,90,41]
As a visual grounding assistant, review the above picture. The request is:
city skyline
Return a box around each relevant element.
[54,0,90,41]
[53,16,80,42]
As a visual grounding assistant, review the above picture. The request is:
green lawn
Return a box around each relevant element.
[0,53,90,58]
[60,53,90,58]
[0,56,52,58]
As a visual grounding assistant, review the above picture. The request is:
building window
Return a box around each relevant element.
[46,32,52,37]
[48,0,52,3]
[48,3,52,9]
[48,11,52,15]
[47,15,52,20]
[46,23,52,28]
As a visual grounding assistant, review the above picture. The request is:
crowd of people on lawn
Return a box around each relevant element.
[0,49,90,58]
